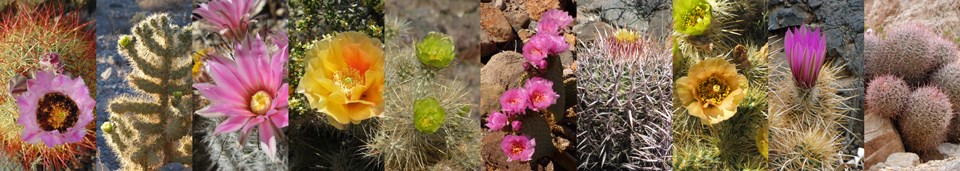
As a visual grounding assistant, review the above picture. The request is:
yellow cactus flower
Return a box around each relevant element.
[676,58,747,124]
[613,29,640,43]
[298,31,385,129]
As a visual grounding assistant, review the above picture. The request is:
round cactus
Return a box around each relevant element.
[899,86,954,153]
[867,23,941,84]
[931,62,960,142]
[865,75,910,118]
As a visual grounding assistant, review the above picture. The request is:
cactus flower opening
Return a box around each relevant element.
[499,88,529,115]
[673,0,712,36]
[16,71,94,148]
[784,24,827,89]
[537,9,573,35]
[524,77,559,111]
[675,58,748,124]
[486,111,508,132]
[193,34,289,161]
[501,134,536,162]
[298,31,385,129]
[194,0,259,38]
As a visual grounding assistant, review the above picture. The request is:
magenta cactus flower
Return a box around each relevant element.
[486,111,508,132]
[194,0,259,38]
[511,120,522,132]
[16,71,94,147]
[500,88,529,115]
[194,34,289,161]
[784,24,827,89]
[522,34,568,69]
[501,134,536,162]
[537,9,573,35]
[524,77,559,111]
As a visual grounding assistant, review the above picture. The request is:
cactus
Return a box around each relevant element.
[865,23,947,84]
[103,13,193,170]
[900,86,954,154]
[364,28,479,170]
[577,29,673,170]
[768,55,850,170]
[196,117,287,170]
[930,62,960,142]
[865,75,910,118]
[0,3,96,170]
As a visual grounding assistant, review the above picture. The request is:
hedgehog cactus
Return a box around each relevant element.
[865,23,948,84]
[577,29,673,170]
[930,62,960,142]
[0,3,96,170]
[104,13,194,170]
[900,86,954,154]
[865,75,910,118]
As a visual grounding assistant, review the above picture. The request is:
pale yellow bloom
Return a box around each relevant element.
[298,32,385,129]
[676,58,747,124]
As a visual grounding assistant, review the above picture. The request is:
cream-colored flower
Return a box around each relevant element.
[298,32,385,129]
[676,58,747,124]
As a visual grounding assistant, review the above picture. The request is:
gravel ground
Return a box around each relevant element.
[94,0,191,170]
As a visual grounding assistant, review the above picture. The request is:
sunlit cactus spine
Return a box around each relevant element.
[865,23,949,84]
[364,26,479,170]
[577,28,673,170]
[104,13,193,170]
[899,86,954,154]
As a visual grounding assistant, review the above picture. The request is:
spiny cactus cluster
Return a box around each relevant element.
[104,13,193,170]
[864,23,960,166]
[364,20,479,170]
[577,29,673,170]
[900,86,954,153]
[196,116,288,170]
[865,75,909,118]
[865,23,958,84]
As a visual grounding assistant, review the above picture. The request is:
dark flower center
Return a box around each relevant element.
[696,76,731,106]
[37,93,79,132]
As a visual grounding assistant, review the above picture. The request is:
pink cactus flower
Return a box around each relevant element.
[500,88,529,115]
[194,34,289,161]
[522,34,568,69]
[524,77,559,111]
[501,134,536,162]
[511,120,522,132]
[537,9,573,35]
[194,0,259,38]
[784,24,827,89]
[486,111,508,132]
[16,71,94,148]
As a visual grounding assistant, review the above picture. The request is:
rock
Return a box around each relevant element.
[885,152,920,168]
[866,0,960,39]
[518,29,535,42]
[572,21,614,45]
[767,6,810,31]
[939,143,960,158]
[481,131,531,170]
[481,2,516,44]
[480,51,527,114]
[524,0,560,21]
[865,112,905,169]
[502,0,530,32]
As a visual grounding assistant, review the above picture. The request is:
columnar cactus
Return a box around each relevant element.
[899,86,954,153]
[865,75,910,118]
[103,13,193,170]
[577,29,673,170]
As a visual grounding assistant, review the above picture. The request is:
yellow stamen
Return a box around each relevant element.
[250,91,272,115]
[696,76,731,106]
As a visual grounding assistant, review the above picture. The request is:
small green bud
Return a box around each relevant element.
[118,35,133,48]
[173,91,183,99]
[102,122,114,132]
[416,32,456,69]
[413,97,446,134]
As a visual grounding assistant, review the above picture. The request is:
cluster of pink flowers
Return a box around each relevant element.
[486,76,560,162]
[522,9,573,70]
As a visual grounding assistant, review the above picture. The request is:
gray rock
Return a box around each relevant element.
[885,152,920,167]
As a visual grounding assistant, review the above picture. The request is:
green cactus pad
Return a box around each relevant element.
[413,97,446,134]
[415,32,456,69]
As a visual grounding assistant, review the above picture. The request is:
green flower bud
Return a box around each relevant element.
[102,122,114,132]
[416,32,456,69]
[413,97,446,134]
[119,35,133,48]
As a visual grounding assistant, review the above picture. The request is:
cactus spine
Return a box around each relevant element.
[104,13,193,170]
